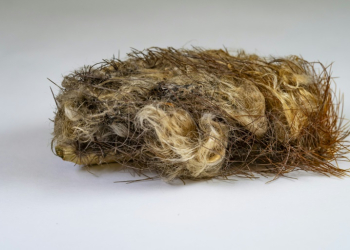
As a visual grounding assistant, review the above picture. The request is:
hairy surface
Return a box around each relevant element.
[51,47,350,182]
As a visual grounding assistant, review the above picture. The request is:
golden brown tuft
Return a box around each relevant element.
[51,47,350,182]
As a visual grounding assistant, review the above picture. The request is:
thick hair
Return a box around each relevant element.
[51,47,350,181]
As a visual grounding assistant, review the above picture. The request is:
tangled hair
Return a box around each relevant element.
[51,47,350,182]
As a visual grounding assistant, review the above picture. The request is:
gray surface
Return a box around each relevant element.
[1,0,350,249]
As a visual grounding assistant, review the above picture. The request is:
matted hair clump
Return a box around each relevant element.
[51,47,350,182]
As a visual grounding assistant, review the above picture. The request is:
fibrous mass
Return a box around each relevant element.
[51,47,350,182]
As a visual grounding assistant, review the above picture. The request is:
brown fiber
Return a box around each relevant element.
[51,47,350,182]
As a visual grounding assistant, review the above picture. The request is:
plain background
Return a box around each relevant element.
[1,0,350,249]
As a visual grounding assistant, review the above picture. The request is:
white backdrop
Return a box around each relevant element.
[1,0,350,249]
